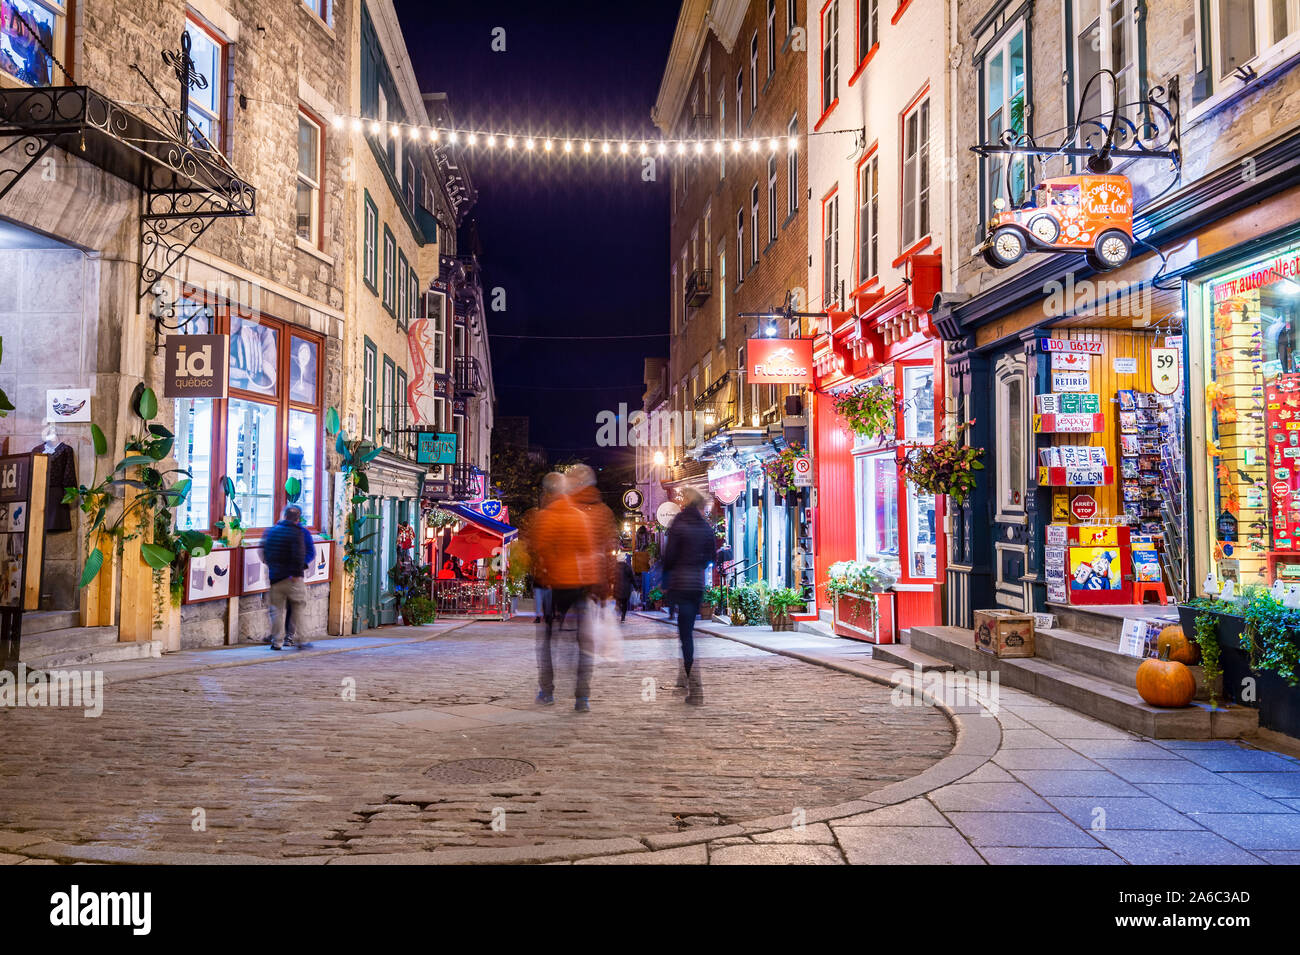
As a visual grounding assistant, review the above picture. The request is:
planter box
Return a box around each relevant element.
[833,592,883,643]
[1179,605,1300,739]
[770,611,796,632]
[700,604,714,621]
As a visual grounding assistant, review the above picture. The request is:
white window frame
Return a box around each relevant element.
[751,182,760,264]
[382,358,395,449]
[428,290,447,374]
[858,152,879,284]
[981,25,1029,213]
[901,97,931,250]
[823,191,839,307]
[767,155,779,242]
[994,353,1029,524]
[859,0,880,59]
[184,14,227,151]
[363,343,376,442]
[718,241,727,341]
[1206,0,1300,87]
[736,208,745,284]
[382,229,395,311]
[750,32,759,112]
[822,0,840,115]
[736,70,744,137]
[362,194,377,289]
[767,0,777,75]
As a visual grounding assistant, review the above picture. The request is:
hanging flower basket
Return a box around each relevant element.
[900,421,985,505]
[831,382,898,442]
[762,442,806,496]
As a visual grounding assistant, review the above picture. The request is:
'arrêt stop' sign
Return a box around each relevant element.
[1070,494,1098,520]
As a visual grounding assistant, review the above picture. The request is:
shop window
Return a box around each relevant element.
[174,398,214,531]
[229,315,279,397]
[287,410,317,515]
[1071,0,1139,153]
[995,355,1028,519]
[296,109,323,247]
[980,25,1028,216]
[822,190,839,308]
[821,0,840,117]
[902,97,931,250]
[226,398,278,528]
[908,485,938,577]
[362,192,378,292]
[857,152,879,285]
[902,365,935,441]
[1204,247,1300,588]
[767,156,778,242]
[0,0,67,86]
[855,452,900,560]
[184,15,228,152]
[288,336,318,405]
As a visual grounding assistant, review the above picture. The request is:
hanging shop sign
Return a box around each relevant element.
[416,430,457,465]
[746,338,814,384]
[622,489,644,511]
[163,334,229,398]
[1151,347,1180,395]
[1052,370,1092,392]
[656,501,681,526]
[481,500,503,519]
[707,465,746,505]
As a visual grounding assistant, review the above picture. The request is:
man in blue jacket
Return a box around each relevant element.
[262,505,314,650]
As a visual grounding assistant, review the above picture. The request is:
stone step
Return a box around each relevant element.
[871,643,955,672]
[795,618,836,638]
[18,626,120,655]
[20,610,81,636]
[1036,627,1217,702]
[23,637,161,670]
[910,625,1257,740]
[1043,602,1177,641]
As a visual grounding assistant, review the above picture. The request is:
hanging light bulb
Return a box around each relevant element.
[714,141,723,154]
[676,142,686,155]
[408,126,420,140]
[601,141,611,154]
[525,138,535,150]
[428,128,439,142]
[487,134,497,148]
[750,139,760,152]
[505,136,516,149]
[369,120,381,136]
[658,142,667,155]
[788,136,799,151]
[639,142,648,155]
[389,124,401,138]
[448,130,459,145]
[351,118,363,133]
[619,141,629,154]
[544,139,554,151]
[694,141,704,154]
[467,132,478,146]
[769,138,780,151]
[731,140,742,153]
[564,140,573,153]
[331,114,345,130]
[583,141,592,153]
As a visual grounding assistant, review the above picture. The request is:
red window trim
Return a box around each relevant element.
[848,42,879,87]
[817,0,838,131]
[814,99,840,132]
[891,236,932,269]
[821,185,841,309]
[891,0,916,25]
[853,141,879,291]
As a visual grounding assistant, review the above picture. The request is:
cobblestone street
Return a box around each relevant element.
[0,615,952,861]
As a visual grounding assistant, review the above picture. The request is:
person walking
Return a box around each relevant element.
[520,472,565,626]
[530,466,614,711]
[614,555,635,622]
[661,488,717,705]
[282,518,316,646]
[262,504,313,651]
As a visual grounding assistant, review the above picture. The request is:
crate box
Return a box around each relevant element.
[974,609,1036,658]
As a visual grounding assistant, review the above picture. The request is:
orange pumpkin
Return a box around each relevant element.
[1136,653,1196,708]
[1156,624,1201,665]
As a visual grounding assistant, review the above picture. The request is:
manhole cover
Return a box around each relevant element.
[424,757,535,784]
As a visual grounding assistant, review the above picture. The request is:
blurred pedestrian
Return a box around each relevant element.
[615,555,636,622]
[530,465,616,711]
[661,488,716,704]
[521,471,566,625]
[262,504,313,651]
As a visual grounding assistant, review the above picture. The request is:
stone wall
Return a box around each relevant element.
[179,582,330,649]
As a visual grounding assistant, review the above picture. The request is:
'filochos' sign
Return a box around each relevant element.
[164,335,229,399]
[746,338,814,384]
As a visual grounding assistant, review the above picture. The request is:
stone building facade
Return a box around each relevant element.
[653,0,812,594]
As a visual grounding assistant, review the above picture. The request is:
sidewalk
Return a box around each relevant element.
[623,611,1300,864]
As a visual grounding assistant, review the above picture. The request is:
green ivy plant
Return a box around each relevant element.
[63,385,212,600]
[831,382,897,441]
[325,406,383,577]
[1193,607,1224,707]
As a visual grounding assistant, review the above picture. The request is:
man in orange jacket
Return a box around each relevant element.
[530,465,615,711]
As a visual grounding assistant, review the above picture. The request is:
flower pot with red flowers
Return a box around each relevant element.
[900,420,985,506]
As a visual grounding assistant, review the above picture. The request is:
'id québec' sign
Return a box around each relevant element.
[746,338,814,384]
[164,335,229,399]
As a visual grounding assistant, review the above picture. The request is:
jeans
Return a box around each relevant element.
[537,587,593,699]
[674,590,702,674]
[534,586,552,621]
[270,577,308,648]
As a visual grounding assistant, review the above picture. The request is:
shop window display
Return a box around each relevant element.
[1204,248,1300,587]
[0,0,62,87]
[227,399,278,528]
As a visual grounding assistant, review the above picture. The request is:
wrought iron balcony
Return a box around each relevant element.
[687,113,713,140]
[449,462,476,500]
[453,356,484,396]
[685,269,713,307]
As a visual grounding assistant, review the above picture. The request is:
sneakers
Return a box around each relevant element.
[271,643,285,651]
[574,697,591,712]
[535,690,555,705]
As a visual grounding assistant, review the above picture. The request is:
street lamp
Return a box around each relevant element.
[652,450,665,467]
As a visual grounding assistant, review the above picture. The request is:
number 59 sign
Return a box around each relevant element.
[1151,347,1180,395]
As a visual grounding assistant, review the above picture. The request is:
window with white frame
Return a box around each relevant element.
[407,269,418,330]
[691,224,700,271]
[718,89,727,178]
[0,0,70,86]
[787,115,799,216]
[382,227,395,313]
[750,33,759,112]
[362,192,377,290]
[751,183,760,263]
[736,70,744,137]
[670,264,678,333]
[395,367,408,456]
[428,290,447,374]
[363,340,377,442]
[382,358,395,449]
[981,26,1028,214]
[397,253,408,326]
[859,0,879,60]
[858,153,879,284]
[823,191,839,307]
[821,0,840,115]
[901,98,931,250]
[995,355,1028,517]
[767,155,778,242]
[1205,0,1299,89]
[718,243,727,340]
[185,15,227,150]
[1072,0,1138,130]
[767,0,777,75]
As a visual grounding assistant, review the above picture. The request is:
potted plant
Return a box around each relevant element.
[701,584,723,620]
[826,560,883,642]
[767,587,806,631]
[762,442,806,499]
[900,420,985,506]
[831,381,897,442]
[215,476,244,548]
[386,559,433,625]
[647,587,664,611]
[1179,587,1300,732]
[729,583,766,627]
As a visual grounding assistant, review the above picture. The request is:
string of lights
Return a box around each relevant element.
[326,112,802,157]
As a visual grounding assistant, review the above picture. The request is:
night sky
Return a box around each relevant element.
[395,0,679,468]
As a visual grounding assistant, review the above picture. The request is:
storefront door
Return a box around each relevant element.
[991,349,1035,611]
[377,498,397,625]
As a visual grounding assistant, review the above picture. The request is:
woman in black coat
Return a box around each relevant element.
[661,488,717,704]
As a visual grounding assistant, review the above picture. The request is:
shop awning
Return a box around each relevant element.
[442,504,518,544]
